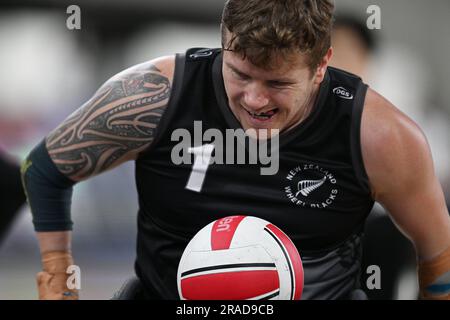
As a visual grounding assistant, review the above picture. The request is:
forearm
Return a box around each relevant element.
[21,140,75,232]
[418,243,450,299]
[37,231,72,254]
[21,141,78,299]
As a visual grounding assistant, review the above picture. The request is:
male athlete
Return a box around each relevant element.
[22,0,450,300]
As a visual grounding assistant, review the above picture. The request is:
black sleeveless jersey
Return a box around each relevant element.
[134,48,375,299]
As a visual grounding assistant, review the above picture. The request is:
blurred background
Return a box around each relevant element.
[0,0,449,299]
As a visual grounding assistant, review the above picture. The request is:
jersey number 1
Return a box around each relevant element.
[185,144,215,192]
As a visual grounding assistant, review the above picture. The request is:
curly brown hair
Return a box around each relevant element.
[221,0,335,71]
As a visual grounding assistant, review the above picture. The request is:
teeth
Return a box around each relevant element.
[253,113,270,118]
[248,109,277,118]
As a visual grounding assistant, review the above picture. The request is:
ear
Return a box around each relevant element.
[220,23,225,47]
[221,25,232,50]
[313,47,333,85]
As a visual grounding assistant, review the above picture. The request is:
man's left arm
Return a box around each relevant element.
[361,89,450,300]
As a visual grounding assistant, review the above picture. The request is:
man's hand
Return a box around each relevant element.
[37,251,78,300]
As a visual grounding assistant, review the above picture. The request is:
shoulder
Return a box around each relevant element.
[110,55,176,87]
[361,88,432,199]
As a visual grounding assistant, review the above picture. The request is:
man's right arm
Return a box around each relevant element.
[21,55,175,299]
[47,55,175,181]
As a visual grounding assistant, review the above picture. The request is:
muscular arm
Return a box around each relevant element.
[46,56,174,181]
[362,89,450,260]
[22,57,175,299]
[36,56,175,253]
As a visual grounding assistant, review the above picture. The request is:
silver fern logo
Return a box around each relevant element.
[285,164,338,209]
[296,176,327,197]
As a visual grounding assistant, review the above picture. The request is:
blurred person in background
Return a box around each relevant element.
[330,15,375,82]
[0,148,26,245]
[21,0,450,300]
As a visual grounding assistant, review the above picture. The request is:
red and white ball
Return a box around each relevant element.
[177,215,304,300]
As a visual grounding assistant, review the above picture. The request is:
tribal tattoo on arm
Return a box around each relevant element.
[46,61,171,181]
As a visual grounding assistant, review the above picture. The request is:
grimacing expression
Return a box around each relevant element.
[222,48,331,137]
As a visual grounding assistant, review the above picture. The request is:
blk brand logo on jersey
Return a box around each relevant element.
[333,86,354,100]
[284,164,338,209]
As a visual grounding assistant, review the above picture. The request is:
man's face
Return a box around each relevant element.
[222,48,330,136]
